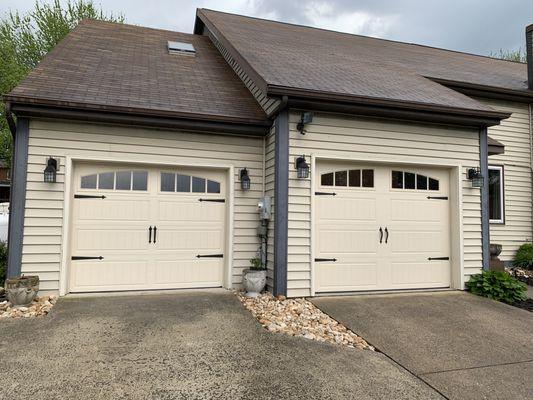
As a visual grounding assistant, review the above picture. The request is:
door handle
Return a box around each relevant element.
[385,227,389,244]
[379,227,383,243]
[153,226,157,244]
[148,226,152,243]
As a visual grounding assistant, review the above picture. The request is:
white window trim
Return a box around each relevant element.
[488,165,504,224]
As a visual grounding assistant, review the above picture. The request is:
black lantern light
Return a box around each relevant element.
[467,167,483,188]
[240,168,251,190]
[296,111,314,135]
[43,157,58,183]
[295,155,310,179]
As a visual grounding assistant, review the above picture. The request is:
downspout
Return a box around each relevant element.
[5,102,16,252]
[5,102,17,137]
[480,127,490,270]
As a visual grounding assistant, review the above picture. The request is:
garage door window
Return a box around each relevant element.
[392,171,439,191]
[161,172,220,194]
[80,170,148,191]
[321,169,374,188]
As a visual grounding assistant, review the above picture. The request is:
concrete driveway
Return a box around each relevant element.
[0,290,441,400]
[312,291,533,400]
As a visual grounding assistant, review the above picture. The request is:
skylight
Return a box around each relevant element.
[167,41,196,56]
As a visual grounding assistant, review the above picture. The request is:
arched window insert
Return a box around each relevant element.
[160,172,220,194]
[391,170,439,191]
[321,169,374,188]
[80,170,148,191]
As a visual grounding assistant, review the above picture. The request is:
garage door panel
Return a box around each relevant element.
[318,197,376,221]
[390,199,445,222]
[158,200,224,222]
[77,199,150,221]
[71,260,149,290]
[76,229,149,251]
[389,230,446,254]
[317,262,378,291]
[318,229,378,254]
[156,229,223,251]
[153,259,223,287]
[391,261,450,286]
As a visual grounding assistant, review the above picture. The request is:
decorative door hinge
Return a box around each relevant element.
[74,194,106,199]
[71,256,104,260]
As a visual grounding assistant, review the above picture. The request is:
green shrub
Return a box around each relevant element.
[466,270,527,304]
[0,241,6,287]
[514,243,533,270]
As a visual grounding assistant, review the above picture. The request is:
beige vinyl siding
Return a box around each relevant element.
[22,119,265,293]
[287,111,482,297]
[481,98,533,261]
[206,30,280,116]
[265,125,276,289]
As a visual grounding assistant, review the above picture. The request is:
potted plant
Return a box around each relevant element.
[242,257,267,297]
[5,275,39,307]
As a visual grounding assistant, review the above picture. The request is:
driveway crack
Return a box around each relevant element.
[419,359,533,376]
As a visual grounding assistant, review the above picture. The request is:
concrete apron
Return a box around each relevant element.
[311,291,533,400]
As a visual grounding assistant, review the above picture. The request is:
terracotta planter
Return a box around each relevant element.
[242,269,267,298]
[5,276,39,307]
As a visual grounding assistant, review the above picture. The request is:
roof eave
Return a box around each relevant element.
[267,86,510,127]
[430,78,533,103]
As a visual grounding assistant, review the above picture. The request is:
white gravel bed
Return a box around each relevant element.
[238,292,373,350]
[0,295,58,319]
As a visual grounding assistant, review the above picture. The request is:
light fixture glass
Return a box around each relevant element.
[295,156,310,179]
[468,168,483,188]
[43,157,58,183]
[240,168,251,190]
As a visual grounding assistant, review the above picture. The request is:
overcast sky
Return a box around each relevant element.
[2,0,533,56]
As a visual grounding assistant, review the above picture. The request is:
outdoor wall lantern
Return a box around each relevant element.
[240,168,251,190]
[296,111,314,135]
[43,157,58,183]
[467,167,484,188]
[295,155,310,179]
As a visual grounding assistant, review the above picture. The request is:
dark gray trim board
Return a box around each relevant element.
[480,127,490,270]
[10,104,271,137]
[273,109,289,296]
[526,24,533,90]
[7,118,29,278]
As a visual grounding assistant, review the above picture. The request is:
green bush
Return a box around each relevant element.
[466,270,527,304]
[0,240,6,287]
[514,243,533,270]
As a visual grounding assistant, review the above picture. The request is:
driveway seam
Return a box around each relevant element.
[419,359,533,376]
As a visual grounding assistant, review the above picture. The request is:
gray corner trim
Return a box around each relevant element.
[273,108,289,296]
[526,25,533,90]
[480,127,490,270]
[7,117,29,278]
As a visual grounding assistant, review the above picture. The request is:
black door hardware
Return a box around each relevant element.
[71,256,104,260]
[427,196,448,200]
[148,226,152,243]
[428,257,450,261]
[315,192,337,196]
[74,194,106,199]
[385,227,389,244]
[153,226,157,244]
[379,227,383,243]
[196,254,224,258]
[314,258,337,262]
[199,198,225,203]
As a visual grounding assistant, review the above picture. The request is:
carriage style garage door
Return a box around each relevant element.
[69,163,226,293]
[315,162,451,293]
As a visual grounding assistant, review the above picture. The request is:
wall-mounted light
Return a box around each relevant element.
[467,167,483,188]
[295,155,310,179]
[43,157,58,183]
[296,111,313,135]
[240,168,251,190]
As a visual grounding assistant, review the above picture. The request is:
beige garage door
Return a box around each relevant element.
[69,163,226,293]
[315,162,451,293]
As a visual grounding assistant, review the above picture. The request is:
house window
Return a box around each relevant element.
[488,166,504,223]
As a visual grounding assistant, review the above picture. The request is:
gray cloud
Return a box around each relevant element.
[2,0,532,56]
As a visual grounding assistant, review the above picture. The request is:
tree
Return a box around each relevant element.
[0,0,124,166]
[490,48,526,63]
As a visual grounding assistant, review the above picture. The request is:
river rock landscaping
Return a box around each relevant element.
[237,291,373,350]
[0,295,57,319]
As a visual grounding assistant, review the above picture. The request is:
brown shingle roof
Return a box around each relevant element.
[198,9,531,114]
[6,19,268,125]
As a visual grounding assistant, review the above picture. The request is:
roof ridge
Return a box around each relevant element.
[199,8,526,65]
[79,18,197,36]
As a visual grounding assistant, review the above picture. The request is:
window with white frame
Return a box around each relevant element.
[488,165,504,223]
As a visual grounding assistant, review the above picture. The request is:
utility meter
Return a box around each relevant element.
[258,196,272,220]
